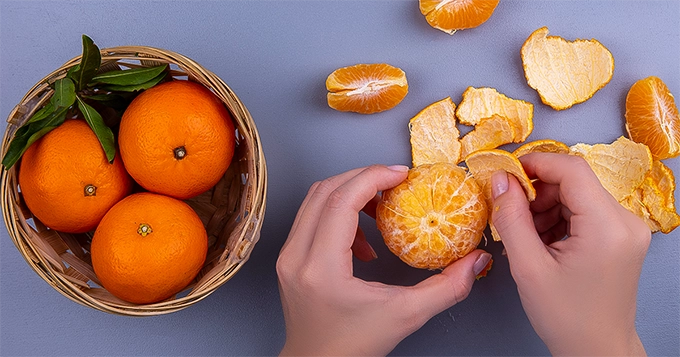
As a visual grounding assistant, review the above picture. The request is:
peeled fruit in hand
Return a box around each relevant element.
[376,163,488,269]
[119,80,235,200]
[91,192,208,304]
[18,119,132,233]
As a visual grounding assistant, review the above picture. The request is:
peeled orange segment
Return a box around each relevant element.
[521,27,614,110]
[460,114,517,159]
[420,0,500,34]
[456,87,534,142]
[465,149,537,241]
[568,136,652,202]
[625,76,680,160]
[409,97,462,166]
[620,189,661,233]
[376,163,488,269]
[513,139,569,158]
[326,63,408,114]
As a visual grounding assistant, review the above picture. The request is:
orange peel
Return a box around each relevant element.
[460,114,517,159]
[409,97,462,166]
[513,139,569,158]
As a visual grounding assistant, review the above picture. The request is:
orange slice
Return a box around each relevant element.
[625,76,680,160]
[460,114,517,159]
[456,87,534,142]
[568,137,652,202]
[409,97,462,166]
[376,163,488,269]
[521,27,614,110]
[513,139,569,158]
[420,0,500,35]
[326,63,408,114]
[465,149,537,241]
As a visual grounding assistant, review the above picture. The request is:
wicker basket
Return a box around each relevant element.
[0,46,267,316]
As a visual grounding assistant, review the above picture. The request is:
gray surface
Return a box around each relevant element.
[1,0,679,355]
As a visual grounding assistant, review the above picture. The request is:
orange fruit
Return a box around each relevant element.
[119,80,235,200]
[18,119,132,233]
[409,97,462,166]
[326,63,408,114]
[568,137,652,202]
[625,76,680,160]
[376,163,487,269]
[513,139,569,158]
[521,27,614,110]
[456,86,534,142]
[420,0,500,34]
[460,114,517,158]
[91,192,208,304]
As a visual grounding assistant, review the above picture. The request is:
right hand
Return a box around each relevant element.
[490,153,650,356]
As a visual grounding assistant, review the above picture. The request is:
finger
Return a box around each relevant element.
[533,203,563,234]
[490,171,552,270]
[520,153,610,217]
[540,220,568,245]
[396,250,490,326]
[529,180,561,213]
[351,227,377,262]
[281,167,370,256]
[310,165,408,264]
[361,194,382,219]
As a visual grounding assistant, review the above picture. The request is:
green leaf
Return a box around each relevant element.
[91,64,167,86]
[76,96,115,163]
[26,102,55,124]
[101,71,167,92]
[50,78,77,108]
[67,35,101,91]
[2,106,69,169]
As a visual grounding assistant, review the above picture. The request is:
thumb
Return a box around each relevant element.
[491,171,550,270]
[397,249,491,326]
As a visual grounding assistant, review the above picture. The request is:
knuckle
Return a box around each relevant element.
[275,255,291,281]
[314,178,336,196]
[326,188,351,210]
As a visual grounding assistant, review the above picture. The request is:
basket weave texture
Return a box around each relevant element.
[1,46,267,316]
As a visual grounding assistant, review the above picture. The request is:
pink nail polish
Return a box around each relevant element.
[473,253,492,276]
[387,165,409,172]
[490,171,509,199]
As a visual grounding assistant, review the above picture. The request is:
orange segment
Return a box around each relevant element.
[513,139,569,158]
[409,97,462,166]
[326,63,408,114]
[568,137,652,202]
[465,149,537,241]
[420,0,500,34]
[521,27,614,110]
[625,76,680,160]
[460,114,517,159]
[456,87,534,142]
[376,163,488,269]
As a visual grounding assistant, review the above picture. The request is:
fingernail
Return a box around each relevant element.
[473,252,492,276]
[387,165,409,172]
[490,170,509,199]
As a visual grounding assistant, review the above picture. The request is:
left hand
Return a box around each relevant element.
[276,164,491,356]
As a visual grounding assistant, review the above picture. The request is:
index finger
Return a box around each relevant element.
[520,153,612,216]
[309,165,408,265]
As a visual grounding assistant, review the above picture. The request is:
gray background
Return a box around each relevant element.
[1,0,679,355]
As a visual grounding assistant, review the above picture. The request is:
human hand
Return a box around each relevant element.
[490,153,650,356]
[276,165,492,356]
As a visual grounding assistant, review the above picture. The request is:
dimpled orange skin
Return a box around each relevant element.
[18,120,132,233]
[118,80,235,200]
[91,192,208,304]
[376,163,488,269]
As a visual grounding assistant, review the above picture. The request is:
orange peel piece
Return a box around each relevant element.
[420,0,500,34]
[521,27,614,110]
[640,161,680,233]
[409,97,462,166]
[456,87,534,142]
[460,114,517,159]
[569,137,652,202]
[620,190,661,233]
[625,76,680,160]
[376,163,488,269]
[326,63,408,114]
[465,149,537,241]
[513,139,569,158]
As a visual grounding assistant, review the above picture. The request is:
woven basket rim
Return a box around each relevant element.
[1,45,268,316]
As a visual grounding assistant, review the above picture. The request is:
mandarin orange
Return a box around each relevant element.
[18,119,132,233]
[119,80,235,200]
[91,192,208,304]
